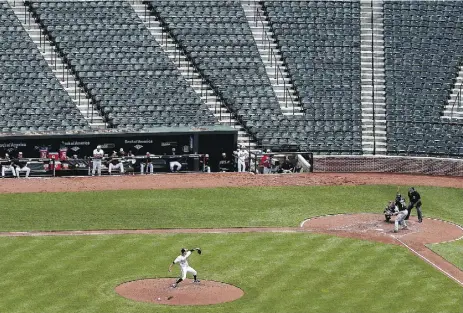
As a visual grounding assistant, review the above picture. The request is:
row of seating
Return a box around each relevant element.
[384,0,463,156]
[146,0,300,149]
[28,0,219,129]
[262,0,362,154]
[0,2,90,134]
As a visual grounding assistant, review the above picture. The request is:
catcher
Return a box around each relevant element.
[168,247,201,288]
[383,200,397,223]
[384,193,407,223]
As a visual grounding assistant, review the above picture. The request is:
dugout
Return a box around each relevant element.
[0,126,237,174]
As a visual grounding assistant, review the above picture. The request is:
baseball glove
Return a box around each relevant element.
[197,248,202,255]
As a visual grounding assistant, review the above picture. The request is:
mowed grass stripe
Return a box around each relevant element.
[1,185,462,232]
[0,233,461,313]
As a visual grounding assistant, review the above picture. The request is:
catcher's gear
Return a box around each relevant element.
[384,201,396,222]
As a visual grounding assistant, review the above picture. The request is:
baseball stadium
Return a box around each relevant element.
[0,0,463,313]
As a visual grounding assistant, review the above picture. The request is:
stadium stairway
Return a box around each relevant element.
[130,0,256,149]
[240,0,303,116]
[442,64,463,121]
[360,0,386,155]
[7,0,106,130]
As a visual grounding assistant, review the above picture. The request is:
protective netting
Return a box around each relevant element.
[313,156,463,176]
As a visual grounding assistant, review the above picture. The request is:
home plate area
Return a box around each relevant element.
[301,213,463,246]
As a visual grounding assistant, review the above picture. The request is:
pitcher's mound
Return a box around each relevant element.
[115,278,244,305]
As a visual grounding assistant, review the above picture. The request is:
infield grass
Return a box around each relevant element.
[428,240,463,271]
[0,233,461,313]
[0,185,462,231]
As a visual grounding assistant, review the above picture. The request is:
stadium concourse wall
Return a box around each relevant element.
[313,155,463,176]
[0,126,237,170]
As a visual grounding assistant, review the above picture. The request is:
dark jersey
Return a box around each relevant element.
[281,161,293,170]
[143,156,152,164]
[395,196,406,211]
[1,159,13,166]
[408,190,421,204]
[110,156,120,165]
[13,159,28,167]
[218,158,231,171]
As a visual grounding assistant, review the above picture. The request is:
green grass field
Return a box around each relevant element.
[0,185,461,313]
[428,240,463,271]
[1,185,462,231]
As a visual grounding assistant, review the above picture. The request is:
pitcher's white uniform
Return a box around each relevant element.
[173,250,197,280]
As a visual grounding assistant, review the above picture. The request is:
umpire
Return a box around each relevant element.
[405,187,423,223]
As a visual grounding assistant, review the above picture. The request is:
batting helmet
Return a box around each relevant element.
[181,248,187,254]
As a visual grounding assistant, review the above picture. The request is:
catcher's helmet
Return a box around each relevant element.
[181,248,187,254]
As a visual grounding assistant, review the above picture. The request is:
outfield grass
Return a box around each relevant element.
[0,233,461,313]
[0,185,462,232]
[428,240,463,271]
[1,185,461,312]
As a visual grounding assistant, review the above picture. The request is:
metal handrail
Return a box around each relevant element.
[451,84,462,119]
[254,3,296,113]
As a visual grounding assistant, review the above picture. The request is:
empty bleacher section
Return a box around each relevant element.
[261,0,363,154]
[383,0,463,157]
[27,0,217,130]
[146,0,305,151]
[0,2,90,134]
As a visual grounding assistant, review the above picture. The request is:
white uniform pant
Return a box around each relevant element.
[16,166,30,178]
[2,165,16,177]
[92,159,102,176]
[395,209,408,232]
[238,159,246,172]
[108,163,124,174]
[140,163,153,174]
[170,161,182,172]
[263,166,272,174]
[180,266,197,280]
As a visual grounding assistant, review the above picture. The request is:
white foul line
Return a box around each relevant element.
[392,235,463,287]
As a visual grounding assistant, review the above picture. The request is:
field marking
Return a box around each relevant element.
[392,235,463,287]
[0,227,306,237]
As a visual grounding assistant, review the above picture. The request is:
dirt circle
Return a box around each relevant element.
[301,213,463,245]
[115,278,244,305]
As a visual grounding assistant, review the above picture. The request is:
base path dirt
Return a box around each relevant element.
[115,278,244,305]
[302,214,463,286]
[1,172,463,194]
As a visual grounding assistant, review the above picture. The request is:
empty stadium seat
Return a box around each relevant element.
[383,0,463,157]
[0,2,90,134]
[27,0,218,129]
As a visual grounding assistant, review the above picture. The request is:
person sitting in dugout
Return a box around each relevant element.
[108,151,124,175]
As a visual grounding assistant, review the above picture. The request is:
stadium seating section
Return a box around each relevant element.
[1,0,462,157]
[146,0,306,150]
[261,0,363,154]
[0,2,90,133]
[383,0,463,156]
[28,0,218,130]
